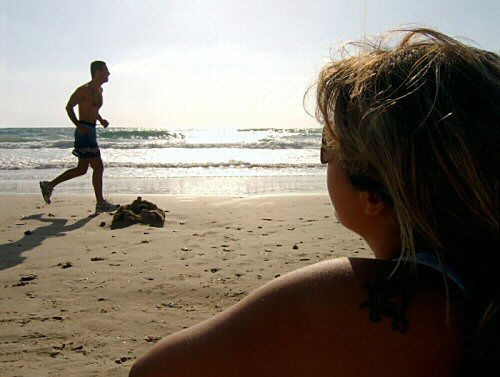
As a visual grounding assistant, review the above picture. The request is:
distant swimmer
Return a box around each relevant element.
[39,61,119,214]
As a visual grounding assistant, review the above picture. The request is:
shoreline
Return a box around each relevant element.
[0,174,328,197]
[0,194,370,376]
[0,192,328,199]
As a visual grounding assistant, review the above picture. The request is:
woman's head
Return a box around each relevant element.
[316,28,500,366]
[317,28,499,264]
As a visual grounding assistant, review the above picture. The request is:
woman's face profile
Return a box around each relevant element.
[326,158,365,235]
[327,156,401,260]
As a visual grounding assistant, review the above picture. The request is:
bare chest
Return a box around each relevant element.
[88,87,103,108]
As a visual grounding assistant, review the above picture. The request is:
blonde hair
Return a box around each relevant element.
[316,28,499,368]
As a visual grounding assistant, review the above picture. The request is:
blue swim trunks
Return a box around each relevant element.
[72,121,101,159]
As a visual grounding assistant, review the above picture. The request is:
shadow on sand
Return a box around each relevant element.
[0,213,94,271]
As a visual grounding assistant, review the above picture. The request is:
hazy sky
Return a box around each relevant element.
[1,0,498,128]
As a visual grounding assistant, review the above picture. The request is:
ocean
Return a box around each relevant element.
[0,127,327,196]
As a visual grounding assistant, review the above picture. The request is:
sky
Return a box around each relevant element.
[1,0,499,128]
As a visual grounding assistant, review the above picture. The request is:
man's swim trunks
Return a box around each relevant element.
[72,121,101,159]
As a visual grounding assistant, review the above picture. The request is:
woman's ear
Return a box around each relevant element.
[359,191,388,216]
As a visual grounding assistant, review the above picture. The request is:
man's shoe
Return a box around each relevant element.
[39,181,52,204]
[95,200,119,214]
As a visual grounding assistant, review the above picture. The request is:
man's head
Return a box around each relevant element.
[90,61,110,83]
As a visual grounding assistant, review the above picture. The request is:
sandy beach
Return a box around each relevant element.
[0,194,370,376]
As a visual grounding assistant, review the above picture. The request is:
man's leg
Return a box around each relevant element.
[49,158,90,189]
[89,156,104,205]
[90,156,119,213]
[40,158,90,204]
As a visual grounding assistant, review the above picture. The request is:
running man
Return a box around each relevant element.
[39,61,119,214]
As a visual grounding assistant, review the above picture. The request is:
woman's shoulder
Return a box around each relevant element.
[225,257,466,376]
[247,257,467,375]
[130,257,466,377]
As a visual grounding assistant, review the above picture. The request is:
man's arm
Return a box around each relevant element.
[96,87,109,128]
[66,87,88,132]
[97,114,109,128]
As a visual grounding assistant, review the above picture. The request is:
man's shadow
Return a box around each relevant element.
[0,213,94,271]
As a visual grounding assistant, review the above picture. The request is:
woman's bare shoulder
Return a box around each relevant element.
[130,258,466,377]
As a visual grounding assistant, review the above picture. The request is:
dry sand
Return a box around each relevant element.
[0,194,370,376]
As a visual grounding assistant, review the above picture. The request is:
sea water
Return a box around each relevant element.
[0,127,327,196]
